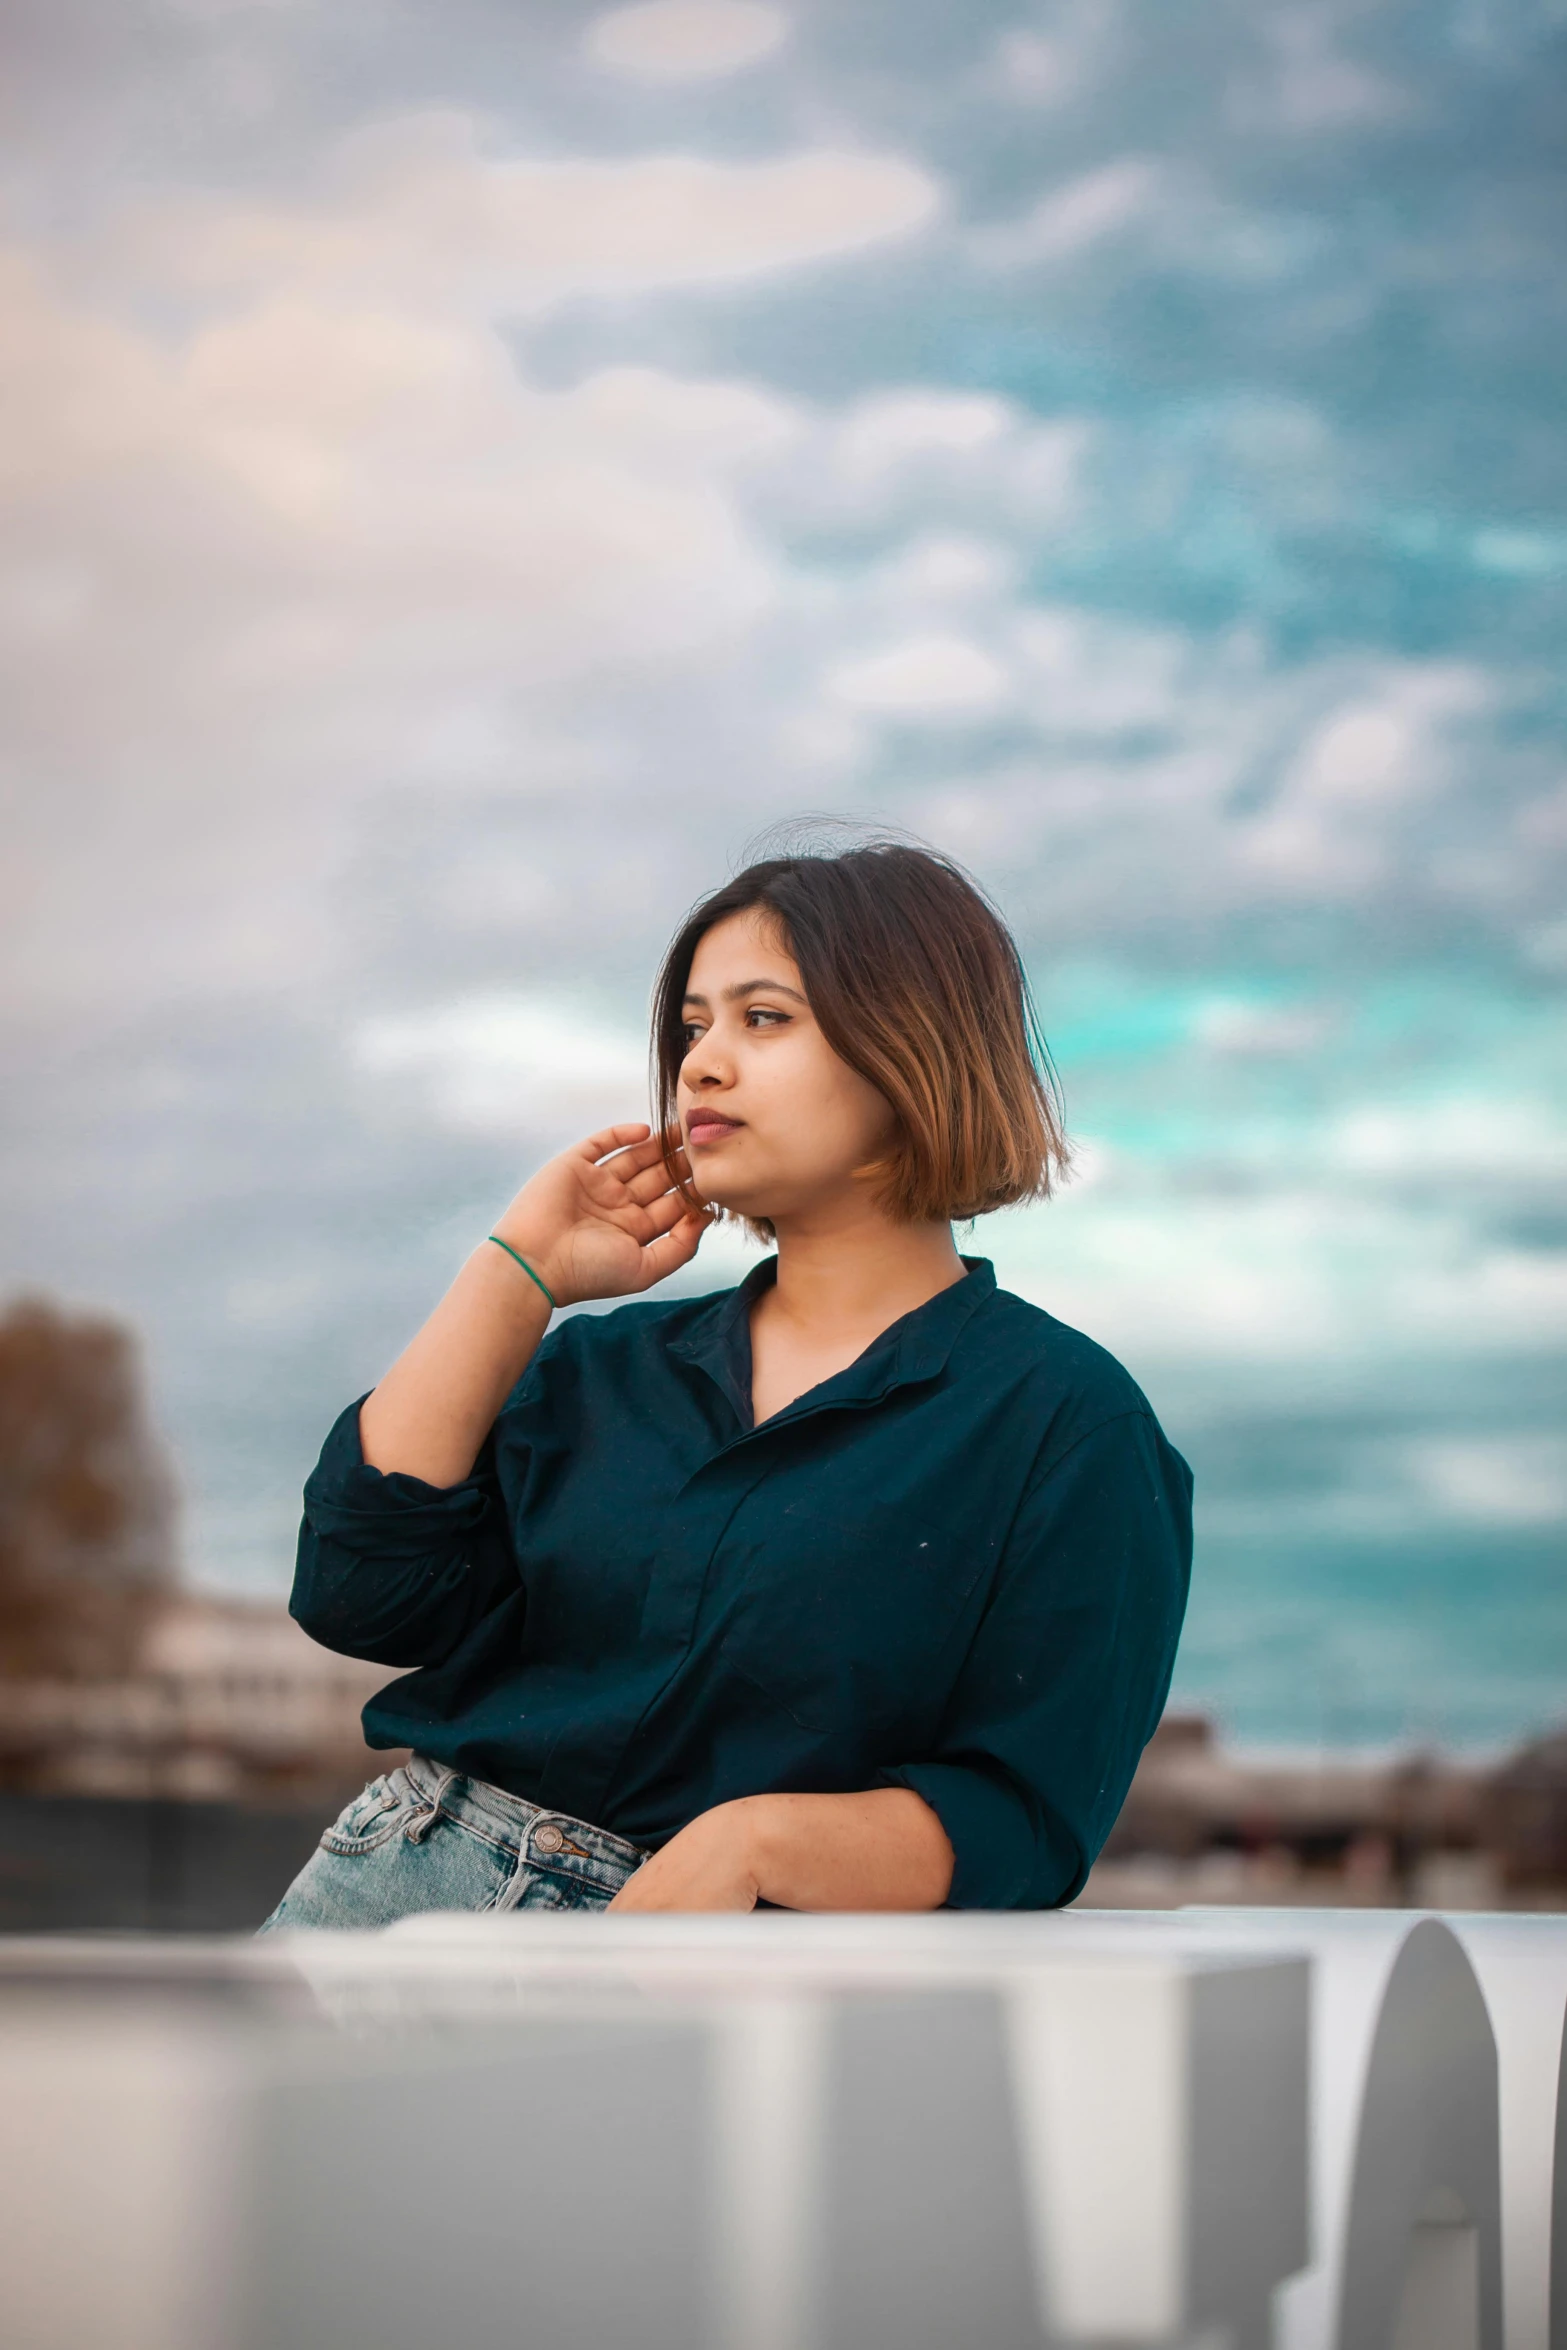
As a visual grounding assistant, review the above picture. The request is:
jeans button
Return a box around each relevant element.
[534,1823,565,1854]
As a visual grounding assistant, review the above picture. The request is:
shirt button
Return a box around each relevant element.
[533,1823,565,1854]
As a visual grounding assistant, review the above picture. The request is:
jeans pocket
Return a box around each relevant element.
[319,1768,420,1855]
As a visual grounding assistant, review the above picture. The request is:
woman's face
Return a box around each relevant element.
[678,908,899,1227]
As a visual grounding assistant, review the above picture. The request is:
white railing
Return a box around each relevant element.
[0,1907,1561,2350]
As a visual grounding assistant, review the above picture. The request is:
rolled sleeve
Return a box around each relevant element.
[882,1409,1193,1910]
[289,1397,520,1669]
[877,1757,1041,1909]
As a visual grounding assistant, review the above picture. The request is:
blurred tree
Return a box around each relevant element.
[0,1299,176,1677]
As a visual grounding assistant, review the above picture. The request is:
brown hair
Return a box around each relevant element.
[650,840,1069,1234]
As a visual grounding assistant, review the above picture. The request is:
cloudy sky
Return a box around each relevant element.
[4,0,1564,1749]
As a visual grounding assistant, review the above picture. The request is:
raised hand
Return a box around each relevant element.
[359,1123,712,1485]
[491,1123,712,1309]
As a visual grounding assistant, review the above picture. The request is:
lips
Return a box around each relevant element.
[687,1113,743,1143]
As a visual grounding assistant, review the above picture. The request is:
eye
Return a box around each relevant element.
[680,1020,705,1046]
[746,1007,789,1029]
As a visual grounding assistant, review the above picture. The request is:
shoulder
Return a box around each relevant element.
[964,1280,1187,1483]
[960,1293,1195,1596]
[967,1279,1153,1420]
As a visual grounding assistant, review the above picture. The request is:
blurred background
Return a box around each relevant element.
[2,0,1563,1926]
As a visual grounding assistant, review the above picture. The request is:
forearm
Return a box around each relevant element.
[748,1787,954,1911]
[356,1122,705,1489]
[359,1243,551,1486]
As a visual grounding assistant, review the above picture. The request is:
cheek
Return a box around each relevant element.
[805,1061,897,1157]
[735,1037,893,1160]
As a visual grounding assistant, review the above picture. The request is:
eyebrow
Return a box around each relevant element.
[682,977,809,1008]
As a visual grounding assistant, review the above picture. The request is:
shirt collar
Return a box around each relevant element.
[669,1254,997,1435]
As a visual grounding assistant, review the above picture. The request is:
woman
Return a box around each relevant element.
[261,841,1191,1928]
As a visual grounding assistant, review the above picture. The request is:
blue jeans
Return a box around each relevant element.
[258,1752,647,1930]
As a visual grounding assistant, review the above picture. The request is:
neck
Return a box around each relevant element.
[765,1198,965,1338]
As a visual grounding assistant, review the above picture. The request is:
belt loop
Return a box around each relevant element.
[493,1799,544,1912]
[405,1763,459,1843]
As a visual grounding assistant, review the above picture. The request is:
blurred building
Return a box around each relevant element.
[0,1592,396,1806]
[1085,1710,1567,1912]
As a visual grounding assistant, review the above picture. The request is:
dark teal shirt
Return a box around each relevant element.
[291,1256,1192,1909]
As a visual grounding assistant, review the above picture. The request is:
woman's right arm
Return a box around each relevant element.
[359,1122,709,1487]
[288,1123,709,1665]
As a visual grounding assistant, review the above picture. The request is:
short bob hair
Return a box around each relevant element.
[651,841,1069,1234]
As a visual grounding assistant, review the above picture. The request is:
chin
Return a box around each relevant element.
[694,1184,756,1219]
[694,1177,776,1225]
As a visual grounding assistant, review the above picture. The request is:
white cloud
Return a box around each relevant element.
[970,159,1165,270]
[586,2,790,82]
[0,119,1551,1047]
[1010,604,1190,731]
[877,534,1017,602]
[1290,704,1416,804]
[1194,998,1336,1058]
[572,363,800,466]
[975,3,1124,112]
[978,1077,1567,1384]
[122,113,940,313]
[0,221,813,1007]
[1228,13,1409,134]
[827,634,1009,719]
[1471,526,1567,579]
[763,389,1089,543]
[0,154,972,1020]
[1323,1096,1567,1186]
[831,389,1013,472]
[984,29,1080,107]
[980,1177,1567,1373]
[1239,665,1490,891]
[1406,1437,1567,1528]
[352,994,651,1136]
[1195,1429,1567,1545]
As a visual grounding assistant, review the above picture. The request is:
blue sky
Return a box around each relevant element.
[2,0,1564,1748]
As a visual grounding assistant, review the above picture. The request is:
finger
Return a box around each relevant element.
[569,1122,651,1163]
[635,1212,710,1288]
[581,1157,678,1220]
[641,1188,697,1237]
[612,1186,700,1247]
[622,1153,692,1208]
[593,1131,675,1181]
[578,1186,689,1249]
[614,1159,676,1207]
[588,1198,663,1249]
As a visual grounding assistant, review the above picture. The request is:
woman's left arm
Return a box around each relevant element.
[611,1404,1193,1914]
[606,1786,954,1912]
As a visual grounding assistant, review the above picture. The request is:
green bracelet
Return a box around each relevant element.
[486,1235,558,1311]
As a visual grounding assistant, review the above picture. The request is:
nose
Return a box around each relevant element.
[680,1027,729,1092]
